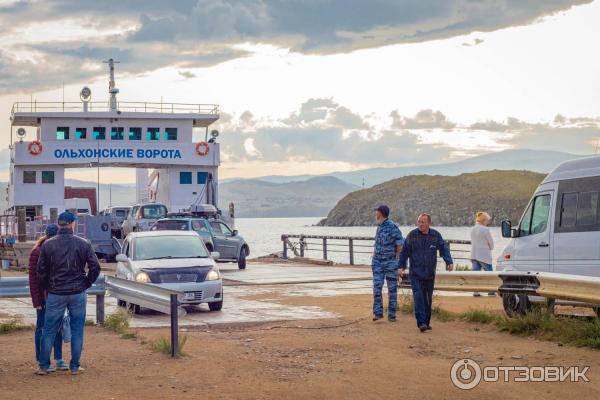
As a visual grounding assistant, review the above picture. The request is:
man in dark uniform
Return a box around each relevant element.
[399,213,453,332]
[372,205,404,322]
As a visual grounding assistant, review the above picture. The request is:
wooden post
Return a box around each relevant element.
[282,235,288,259]
[299,236,305,257]
[323,237,328,260]
[17,209,26,243]
[50,208,58,224]
[349,238,354,265]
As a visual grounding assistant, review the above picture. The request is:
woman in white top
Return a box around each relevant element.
[470,211,494,297]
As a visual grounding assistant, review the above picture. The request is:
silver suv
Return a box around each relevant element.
[121,203,168,237]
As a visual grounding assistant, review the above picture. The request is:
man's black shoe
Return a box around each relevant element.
[419,324,428,332]
[373,315,383,321]
[388,316,397,322]
[426,325,432,330]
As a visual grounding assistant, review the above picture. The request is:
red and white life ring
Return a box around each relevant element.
[28,140,43,155]
[195,141,210,156]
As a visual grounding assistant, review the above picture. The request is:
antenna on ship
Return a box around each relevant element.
[103,58,120,111]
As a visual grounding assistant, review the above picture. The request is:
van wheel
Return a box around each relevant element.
[237,249,246,270]
[502,293,532,316]
[208,300,223,312]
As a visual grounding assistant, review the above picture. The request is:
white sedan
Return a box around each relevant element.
[115,230,223,313]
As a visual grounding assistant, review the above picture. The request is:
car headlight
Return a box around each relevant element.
[135,272,150,283]
[206,270,220,281]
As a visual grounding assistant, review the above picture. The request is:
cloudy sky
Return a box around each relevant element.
[1,0,600,183]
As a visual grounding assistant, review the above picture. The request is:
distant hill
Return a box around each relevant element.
[238,149,584,186]
[219,176,358,217]
[318,170,545,226]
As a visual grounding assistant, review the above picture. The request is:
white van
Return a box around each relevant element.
[64,198,92,215]
[497,155,600,315]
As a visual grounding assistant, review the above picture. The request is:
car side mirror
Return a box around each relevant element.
[116,254,128,263]
[210,251,220,261]
[232,229,238,236]
[501,220,511,238]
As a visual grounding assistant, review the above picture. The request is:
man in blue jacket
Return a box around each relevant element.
[372,205,404,322]
[399,213,453,332]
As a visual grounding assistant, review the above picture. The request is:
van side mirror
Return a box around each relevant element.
[116,254,128,263]
[210,251,220,261]
[501,220,515,238]
[232,229,238,236]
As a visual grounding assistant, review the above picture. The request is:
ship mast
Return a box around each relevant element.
[103,58,120,111]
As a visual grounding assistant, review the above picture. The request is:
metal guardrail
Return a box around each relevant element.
[11,101,220,115]
[0,274,185,357]
[0,275,107,324]
[281,234,472,265]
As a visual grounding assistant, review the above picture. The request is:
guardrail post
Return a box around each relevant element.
[96,294,105,325]
[323,237,328,260]
[282,235,288,259]
[349,238,354,265]
[170,294,179,358]
[299,235,305,257]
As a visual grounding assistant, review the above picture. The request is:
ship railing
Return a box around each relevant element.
[0,215,48,242]
[11,101,219,115]
[281,234,472,266]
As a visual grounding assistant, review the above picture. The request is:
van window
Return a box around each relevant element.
[577,192,599,226]
[559,193,578,228]
[519,194,551,236]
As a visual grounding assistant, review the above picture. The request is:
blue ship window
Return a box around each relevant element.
[56,127,69,140]
[93,127,106,140]
[165,128,177,141]
[42,171,55,184]
[129,127,142,140]
[23,171,36,184]
[111,127,124,140]
[180,172,192,185]
[147,127,160,141]
[75,128,87,140]
[197,172,208,184]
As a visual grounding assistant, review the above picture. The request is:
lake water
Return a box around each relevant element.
[235,217,509,267]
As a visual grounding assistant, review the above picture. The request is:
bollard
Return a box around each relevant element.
[96,294,105,325]
[349,238,354,265]
[282,235,288,259]
[299,236,305,257]
[323,237,328,260]
[170,294,179,358]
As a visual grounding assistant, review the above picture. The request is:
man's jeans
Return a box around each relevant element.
[372,258,399,318]
[471,260,493,271]
[410,276,434,327]
[40,292,86,371]
[35,300,63,364]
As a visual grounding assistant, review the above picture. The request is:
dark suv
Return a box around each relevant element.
[151,217,249,269]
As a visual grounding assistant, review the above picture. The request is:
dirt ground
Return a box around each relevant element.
[2,293,599,400]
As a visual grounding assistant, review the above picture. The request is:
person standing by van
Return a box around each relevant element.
[36,211,101,375]
[470,211,495,297]
[28,224,68,372]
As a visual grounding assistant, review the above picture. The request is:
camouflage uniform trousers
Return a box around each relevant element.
[371,257,399,318]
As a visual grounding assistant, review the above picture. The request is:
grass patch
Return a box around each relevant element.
[398,293,414,315]
[85,319,95,326]
[0,319,32,334]
[104,310,130,335]
[432,304,456,322]
[459,309,499,324]
[120,331,137,340]
[454,264,472,271]
[149,335,188,357]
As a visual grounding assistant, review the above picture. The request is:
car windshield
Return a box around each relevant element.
[152,220,189,231]
[133,235,208,260]
[141,205,167,219]
[115,209,128,217]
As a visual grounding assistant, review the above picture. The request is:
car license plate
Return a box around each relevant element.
[184,292,195,300]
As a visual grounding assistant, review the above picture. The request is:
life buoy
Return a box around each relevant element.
[195,141,209,156]
[28,141,43,155]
